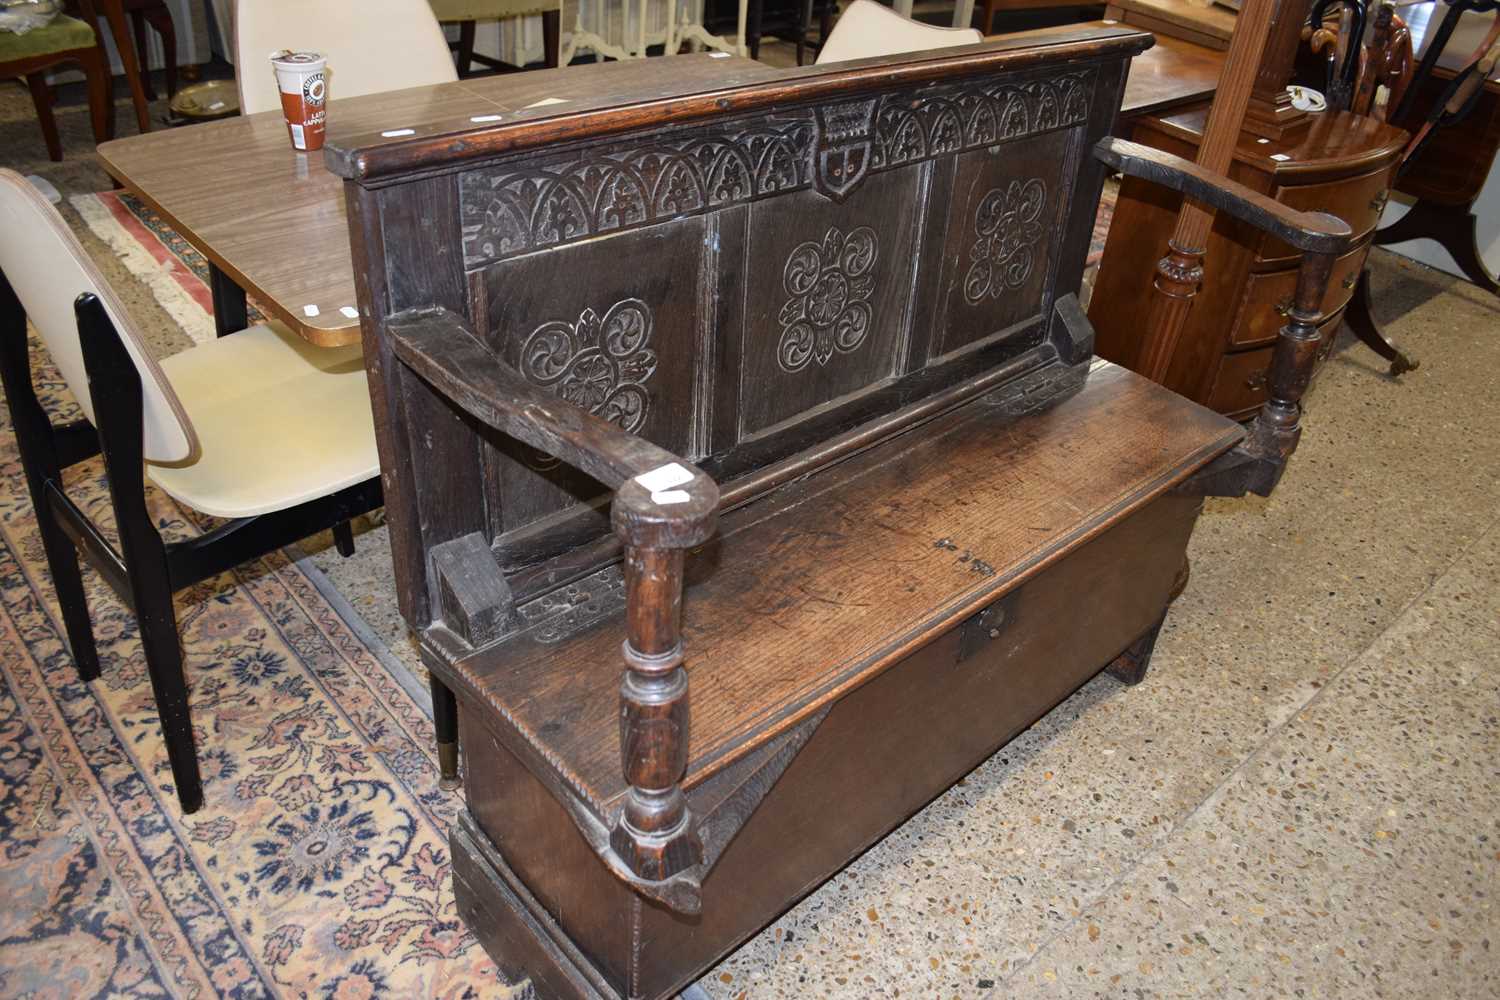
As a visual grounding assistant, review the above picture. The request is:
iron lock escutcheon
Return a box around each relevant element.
[958,592,1017,663]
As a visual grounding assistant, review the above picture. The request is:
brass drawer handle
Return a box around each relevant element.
[1276,296,1292,317]
[1342,272,1358,289]
[1370,191,1389,213]
[1245,370,1268,391]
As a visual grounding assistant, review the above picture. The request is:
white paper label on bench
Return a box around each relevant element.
[709,51,731,57]
[635,462,693,492]
[303,304,320,317]
[652,490,691,505]
[470,114,504,123]
[381,128,416,138]
[1269,153,1292,162]
[525,97,570,108]
[340,306,360,319]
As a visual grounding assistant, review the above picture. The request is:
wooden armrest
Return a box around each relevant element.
[1093,138,1354,255]
[386,307,718,550]
[388,306,713,902]
[1092,138,1352,499]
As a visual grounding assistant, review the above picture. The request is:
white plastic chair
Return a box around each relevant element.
[233,0,459,115]
[815,0,981,65]
[0,168,382,813]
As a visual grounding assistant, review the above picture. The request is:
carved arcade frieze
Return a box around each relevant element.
[460,69,1094,268]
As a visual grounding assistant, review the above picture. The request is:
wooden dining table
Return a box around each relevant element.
[97,26,1224,349]
[97,52,782,347]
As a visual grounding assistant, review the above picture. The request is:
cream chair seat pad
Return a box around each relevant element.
[150,322,378,519]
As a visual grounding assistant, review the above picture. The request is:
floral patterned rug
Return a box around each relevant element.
[0,207,523,998]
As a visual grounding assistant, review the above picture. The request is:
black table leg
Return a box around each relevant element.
[208,262,248,337]
[1345,268,1419,377]
[1374,197,1500,296]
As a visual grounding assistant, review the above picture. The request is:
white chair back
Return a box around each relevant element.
[816,0,982,65]
[233,0,459,115]
[0,170,197,464]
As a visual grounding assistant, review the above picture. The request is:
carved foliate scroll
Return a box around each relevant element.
[519,299,657,435]
[963,178,1048,304]
[776,226,879,372]
[460,68,1095,268]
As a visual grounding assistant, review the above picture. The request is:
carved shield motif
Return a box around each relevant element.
[813,100,879,202]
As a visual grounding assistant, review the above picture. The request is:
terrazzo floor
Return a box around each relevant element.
[3,71,1497,999]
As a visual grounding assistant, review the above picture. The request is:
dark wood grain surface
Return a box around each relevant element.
[441,361,1241,809]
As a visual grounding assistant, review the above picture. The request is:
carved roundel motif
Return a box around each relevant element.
[963,178,1047,305]
[776,226,879,373]
[520,298,657,434]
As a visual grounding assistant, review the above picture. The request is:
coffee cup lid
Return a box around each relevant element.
[270,50,326,69]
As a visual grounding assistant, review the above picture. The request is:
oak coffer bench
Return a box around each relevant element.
[327,27,1350,1000]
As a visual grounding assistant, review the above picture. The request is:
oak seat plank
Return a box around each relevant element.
[442,361,1241,812]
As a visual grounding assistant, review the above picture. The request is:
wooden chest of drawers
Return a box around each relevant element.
[1090,105,1407,420]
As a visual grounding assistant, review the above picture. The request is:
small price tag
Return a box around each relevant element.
[651,490,691,505]
[302,304,320,317]
[635,463,693,492]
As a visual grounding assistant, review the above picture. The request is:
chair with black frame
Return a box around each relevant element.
[0,169,383,814]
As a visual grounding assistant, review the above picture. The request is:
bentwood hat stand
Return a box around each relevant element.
[0,170,382,813]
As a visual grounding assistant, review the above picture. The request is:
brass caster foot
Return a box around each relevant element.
[1389,352,1419,377]
[438,741,461,791]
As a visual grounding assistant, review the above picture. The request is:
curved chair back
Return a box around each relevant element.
[816,0,982,65]
[234,0,459,115]
[0,170,197,463]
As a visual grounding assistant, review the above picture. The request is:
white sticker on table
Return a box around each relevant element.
[470,114,504,123]
[340,306,359,319]
[303,304,321,317]
[381,128,416,138]
[635,462,693,492]
[525,97,570,108]
[652,490,691,505]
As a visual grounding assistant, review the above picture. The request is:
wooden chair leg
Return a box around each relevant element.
[796,0,812,65]
[77,46,116,143]
[145,3,177,99]
[75,293,202,812]
[981,0,998,34]
[0,273,102,682]
[100,0,152,133]
[132,542,202,811]
[129,9,157,101]
[747,0,763,60]
[332,520,355,557]
[543,9,560,68]
[24,74,63,162]
[431,672,461,790]
[457,20,477,78]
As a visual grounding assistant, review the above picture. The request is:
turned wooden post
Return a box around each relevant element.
[1241,247,1336,492]
[611,544,701,881]
[1137,0,1281,382]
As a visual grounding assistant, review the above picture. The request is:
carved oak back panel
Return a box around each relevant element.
[334,28,1147,628]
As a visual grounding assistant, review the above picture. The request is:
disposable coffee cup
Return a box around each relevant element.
[270,50,327,152]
